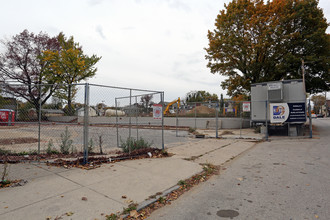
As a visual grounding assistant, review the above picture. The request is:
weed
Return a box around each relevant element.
[46,139,60,154]
[188,127,196,133]
[123,203,137,214]
[16,150,38,156]
[158,196,166,204]
[88,138,94,153]
[1,161,10,185]
[0,148,11,155]
[178,180,187,186]
[60,127,73,154]
[120,137,152,153]
[202,164,217,175]
[106,213,118,220]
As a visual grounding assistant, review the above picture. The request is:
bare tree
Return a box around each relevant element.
[0,30,60,114]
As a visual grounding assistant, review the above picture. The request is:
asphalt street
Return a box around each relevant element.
[149,118,330,220]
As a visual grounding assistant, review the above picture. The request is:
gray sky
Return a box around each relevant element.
[0,0,329,102]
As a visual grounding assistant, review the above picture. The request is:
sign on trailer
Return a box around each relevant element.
[270,103,306,123]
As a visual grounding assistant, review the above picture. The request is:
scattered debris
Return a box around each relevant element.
[0,179,27,189]
[46,148,171,169]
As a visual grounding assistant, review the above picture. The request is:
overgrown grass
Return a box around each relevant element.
[120,137,152,153]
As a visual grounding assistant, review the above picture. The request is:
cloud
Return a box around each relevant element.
[166,0,191,12]
[96,25,106,39]
[88,0,104,6]
[121,26,136,31]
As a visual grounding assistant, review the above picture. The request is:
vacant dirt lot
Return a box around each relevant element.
[0,124,191,153]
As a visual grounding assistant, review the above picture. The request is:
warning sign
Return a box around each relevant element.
[153,104,162,120]
[243,102,250,112]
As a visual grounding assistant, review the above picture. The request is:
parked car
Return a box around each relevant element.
[317,114,324,118]
[311,113,317,118]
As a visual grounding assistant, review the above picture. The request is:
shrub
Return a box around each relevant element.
[60,127,73,154]
[120,137,152,153]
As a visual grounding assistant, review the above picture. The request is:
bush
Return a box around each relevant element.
[120,137,152,153]
[60,127,73,154]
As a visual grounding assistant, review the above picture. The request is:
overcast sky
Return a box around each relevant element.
[0,0,329,102]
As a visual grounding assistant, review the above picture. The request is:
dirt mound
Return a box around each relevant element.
[186,105,215,115]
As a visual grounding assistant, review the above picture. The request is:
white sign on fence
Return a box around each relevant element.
[153,104,162,120]
[243,102,251,112]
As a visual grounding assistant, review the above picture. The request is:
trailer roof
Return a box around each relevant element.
[251,79,303,87]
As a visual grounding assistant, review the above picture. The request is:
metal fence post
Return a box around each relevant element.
[176,102,179,137]
[161,92,164,150]
[194,103,197,129]
[240,101,242,138]
[129,89,132,139]
[265,100,269,141]
[83,83,90,164]
[38,84,42,155]
[115,98,119,148]
[135,96,138,140]
[308,99,312,138]
[215,101,219,138]
[129,89,132,154]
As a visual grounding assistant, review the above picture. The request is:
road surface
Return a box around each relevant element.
[149,118,330,219]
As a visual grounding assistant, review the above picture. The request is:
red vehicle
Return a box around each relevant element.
[0,109,15,126]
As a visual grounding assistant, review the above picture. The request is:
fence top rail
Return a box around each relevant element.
[88,83,163,93]
[115,92,163,100]
[1,82,164,93]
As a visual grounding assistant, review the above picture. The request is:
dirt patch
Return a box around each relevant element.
[221,130,234,135]
[187,106,215,115]
[0,137,39,145]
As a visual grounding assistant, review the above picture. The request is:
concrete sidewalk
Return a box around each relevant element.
[0,137,259,220]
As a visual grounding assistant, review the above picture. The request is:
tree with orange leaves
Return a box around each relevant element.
[205,0,329,96]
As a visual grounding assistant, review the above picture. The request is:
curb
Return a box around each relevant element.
[122,185,180,219]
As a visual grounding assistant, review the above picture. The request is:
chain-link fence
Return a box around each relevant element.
[166,100,252,138]
[166,99,312,139]
[0,82,164,162]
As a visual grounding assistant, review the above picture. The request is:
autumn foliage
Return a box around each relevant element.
[205,0,329,96]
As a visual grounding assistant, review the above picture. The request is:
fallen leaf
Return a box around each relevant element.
[130,210,139,218]
[125,199,133,204]
[306,184,310,186]
[237,177,243,181]
[315,214,319,218]
[122,195,127,199]
[82,197,88,201]
[66,212,74,216]
[4,206,8,209]
[46,217,52,220]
